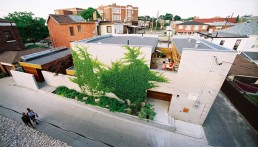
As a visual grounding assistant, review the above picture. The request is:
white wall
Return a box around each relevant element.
[168,49,236,125]
[211,36,258,52]
[71,43,153,68]
[11,69,39,90]
[100,23,123,36]
[42,71,80,92]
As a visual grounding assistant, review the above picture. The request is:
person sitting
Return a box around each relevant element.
[162,61,166,70]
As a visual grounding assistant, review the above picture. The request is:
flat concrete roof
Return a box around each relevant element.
[173,38,232,55]
[25,49,71,65]
[78,35,159,47]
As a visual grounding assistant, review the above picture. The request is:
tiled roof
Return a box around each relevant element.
[0,48,49,64]
[49,14,92,24]
[178,21,206,25]
[241,52,258,61]
[193,18,237,23]
[219,20,258,35]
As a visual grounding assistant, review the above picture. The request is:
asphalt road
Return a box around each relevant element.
[203,91,258,147]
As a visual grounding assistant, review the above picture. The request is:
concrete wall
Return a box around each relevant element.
[211,36,258,52]
[167,49,236,125]
[71,43,153,68]
[11,69,39,90]
[42,71,80,91]
[100,23,123,35]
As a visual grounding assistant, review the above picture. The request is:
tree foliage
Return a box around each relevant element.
[164,13,173,20]
[4,11,49,43]
[174,15,181,21]
[236,15,240,23]
[71,46,167,104]
[80,7,101,20]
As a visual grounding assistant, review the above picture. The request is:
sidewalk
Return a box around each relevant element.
[0,77,210,147]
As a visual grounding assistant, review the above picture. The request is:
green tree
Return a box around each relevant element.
[71,46,167,104]
[164,13,173,20]
[80,7,101,21]
[174,15,181,21]
[4,11,49,44]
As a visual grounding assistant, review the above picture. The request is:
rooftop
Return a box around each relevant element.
[21,47,71,65]
[198,31,248,38]
[77,34,159,47]
[241,52,258,61]
[0,48,49,64]
[0,18,13,23]
[219,20,258,36]
[193,17,237,23]
[48,14,94,24]
[178,21,206,26]
[173,38,232,55]
[208,21,236,26]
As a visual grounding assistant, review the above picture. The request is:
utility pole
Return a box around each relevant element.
[155,11,159,34]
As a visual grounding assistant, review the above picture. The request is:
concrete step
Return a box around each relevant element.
[39,84,56,93]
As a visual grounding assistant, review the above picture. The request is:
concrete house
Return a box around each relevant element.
[98,21,123,35]
[198,20,258,53]
[70,34,237,125]
[175,21,208,35]
[47,15,97,48]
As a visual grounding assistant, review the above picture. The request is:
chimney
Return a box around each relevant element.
[127,40,129,45]
[195,40,200,48]
[142,33,144,38]
[188,38,191,42]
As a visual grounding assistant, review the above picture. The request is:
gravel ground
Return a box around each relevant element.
[0,115,71,147]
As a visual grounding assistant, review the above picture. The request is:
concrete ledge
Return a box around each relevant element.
[38,89,176,132]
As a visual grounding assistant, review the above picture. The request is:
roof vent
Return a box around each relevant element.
[195,40,200,48]
[127,40,129,45]
[188,38,191,42]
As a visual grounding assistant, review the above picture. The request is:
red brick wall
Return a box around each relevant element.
[47,17,96,48]
[0,25,25,53]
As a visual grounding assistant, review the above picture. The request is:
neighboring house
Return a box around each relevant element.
[241,51,258,65]
[0,48,49,76]
[99,21,123,35]
[0,18,25,53]
[207,21,235,32]
[175,21,208,35]
[47,14,97,48]
[54,8,85,15]
[18,47,72,82]
[198,20,258,52]
[97,3,138,25]
[193,17,237,23]
[70,34,237,125]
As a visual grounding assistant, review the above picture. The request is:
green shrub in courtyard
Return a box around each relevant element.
[138,104,156,120]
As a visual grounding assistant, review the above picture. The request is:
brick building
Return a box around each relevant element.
[97,3,138,25]
[54,8,85,15]
[0,18,25,53]
[175,21,208,35]
[47,15,96,48]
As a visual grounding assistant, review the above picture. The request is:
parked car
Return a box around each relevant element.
[40,40,47,43]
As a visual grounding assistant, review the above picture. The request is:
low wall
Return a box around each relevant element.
[42,71,80,91]
[221,79,258,131]
[11,69,38,90]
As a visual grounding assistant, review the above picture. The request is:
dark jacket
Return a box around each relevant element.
[21,115,31,123]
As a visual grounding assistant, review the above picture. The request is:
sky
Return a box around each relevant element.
[0,0,257,19]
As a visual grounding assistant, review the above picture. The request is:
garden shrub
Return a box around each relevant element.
[85,96,96,105]
[0,72,8,79]
[138,104,156,120]
[54,86,85,99]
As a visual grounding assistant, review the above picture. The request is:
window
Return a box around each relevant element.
[185,25,191,30]
[233,39,241,50]
[127,9,132,17]
[69,27,74,36]
[113,15,120,21]
[3,31,14,41]
[220,40,225,45]
[202,25,207,29]
[112,8,121,13]
[194,25,199,30]
[178,25,183,29]
[107,26,112,33]
[251,45,255,48]
[77,25,81,32]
